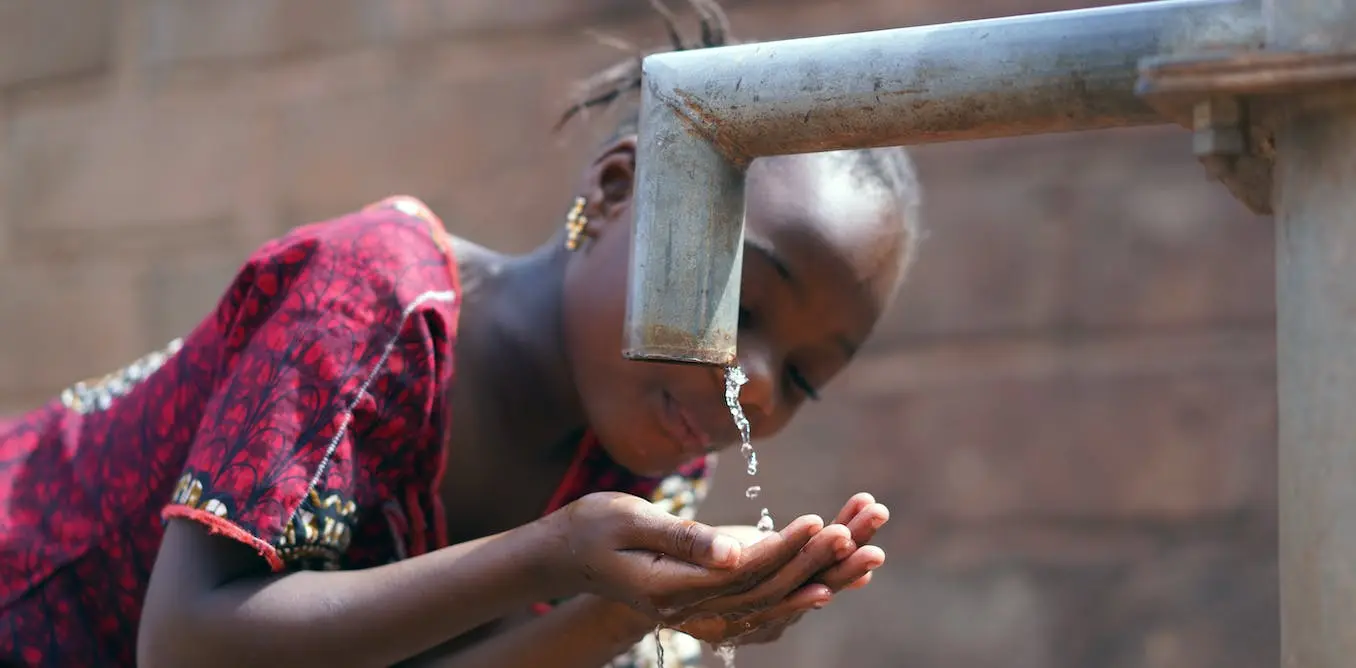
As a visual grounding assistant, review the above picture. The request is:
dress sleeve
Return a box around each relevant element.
[161,217,453,572]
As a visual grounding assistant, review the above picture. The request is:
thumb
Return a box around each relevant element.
[629,508,742,569]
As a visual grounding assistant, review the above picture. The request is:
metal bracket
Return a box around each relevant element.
[1136,49,1356,215]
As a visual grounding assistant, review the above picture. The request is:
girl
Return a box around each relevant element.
[0,1,921,666]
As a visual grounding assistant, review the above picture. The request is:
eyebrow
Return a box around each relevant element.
[745,237,863,360]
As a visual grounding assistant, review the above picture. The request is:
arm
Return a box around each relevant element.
[396,521,875,668]
[136,213,515,668]
[396,466,758,668]
[397,595,655,668]
[139,517,572,668]
[391,501,893,668]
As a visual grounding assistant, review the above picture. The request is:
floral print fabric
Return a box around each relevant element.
[0,196,711,667]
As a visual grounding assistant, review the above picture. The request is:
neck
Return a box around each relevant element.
[450,237,586,459]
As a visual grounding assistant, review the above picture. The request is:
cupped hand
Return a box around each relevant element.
[547,491,828,618]
[671,493,890,646]
[816,492,889,591]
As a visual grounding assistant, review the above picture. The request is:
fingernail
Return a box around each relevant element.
[711,535,739,566]
[835,541,853,559]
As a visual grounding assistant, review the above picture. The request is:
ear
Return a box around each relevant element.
[580,135,637,231]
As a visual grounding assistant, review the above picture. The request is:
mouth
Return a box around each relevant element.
[658,390,714,457]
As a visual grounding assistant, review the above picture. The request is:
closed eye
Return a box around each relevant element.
[788,366,820,401]
[741,307,819,401]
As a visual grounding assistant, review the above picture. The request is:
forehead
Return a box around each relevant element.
[744,153,905,307]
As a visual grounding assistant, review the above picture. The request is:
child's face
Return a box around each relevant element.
[563,139,909,476]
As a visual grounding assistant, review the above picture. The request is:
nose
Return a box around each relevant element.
[733,341,779,423]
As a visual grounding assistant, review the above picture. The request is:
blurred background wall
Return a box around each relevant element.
[0,0,1276,666]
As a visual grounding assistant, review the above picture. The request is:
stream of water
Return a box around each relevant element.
[716,364,772,667]
[655,365,768,668]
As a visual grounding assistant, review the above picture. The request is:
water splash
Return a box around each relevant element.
[715,643,738,667]
[756,508,774,532]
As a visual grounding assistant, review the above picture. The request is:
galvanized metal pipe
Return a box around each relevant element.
[1271,0,1356,665]
[625,0,1263,364]
[627,88,746,365]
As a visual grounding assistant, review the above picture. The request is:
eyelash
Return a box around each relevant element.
[788,367,821,401]
[738,307,821,401]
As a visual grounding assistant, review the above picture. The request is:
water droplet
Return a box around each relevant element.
[744,486,761,499]
[756,508,775,533]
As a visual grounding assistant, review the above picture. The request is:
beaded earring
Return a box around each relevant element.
[564,196,590,251]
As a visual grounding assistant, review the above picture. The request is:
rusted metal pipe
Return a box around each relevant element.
[624,0,1263,365]
[626,87,746,365]
[1270,0,1356,664]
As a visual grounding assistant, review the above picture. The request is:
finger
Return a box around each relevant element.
[818,545,885,591]
[806,507,884,587]
[842,572,873,591]
[734,586,829,637]
[696,524,852,615]
[729,514,824,575]
[833,493,876,526]
[713,525,766,546]
[844,503,890,546]
[653,514,824,608]
[778,582,832,610]
[626,509,743,569]
[716,584,835,648]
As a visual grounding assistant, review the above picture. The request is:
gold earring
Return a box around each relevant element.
[565,196,589,251]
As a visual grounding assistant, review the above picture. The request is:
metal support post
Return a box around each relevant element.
[1267,0,1356,665]
[1276,98,1356,668]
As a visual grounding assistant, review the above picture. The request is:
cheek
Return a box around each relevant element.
[569,225,630,298]
[563,237,634,366]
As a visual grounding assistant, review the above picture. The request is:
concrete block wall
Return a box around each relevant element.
[0,1,1276,666]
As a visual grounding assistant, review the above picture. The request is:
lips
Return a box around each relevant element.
[658,390,714,456]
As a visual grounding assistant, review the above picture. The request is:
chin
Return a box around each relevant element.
[616,453,674,478]
[597,438,679,478]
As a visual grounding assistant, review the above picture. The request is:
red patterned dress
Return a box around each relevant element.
[0,197,711,667]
